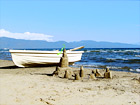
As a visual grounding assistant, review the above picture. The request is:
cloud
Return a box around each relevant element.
[0,29,53,41]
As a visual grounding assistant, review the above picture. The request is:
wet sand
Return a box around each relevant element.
[0,60,140,105]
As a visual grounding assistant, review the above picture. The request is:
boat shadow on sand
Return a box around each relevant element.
[31,73,53,76]
[0,65,20,69]
[0,64,56,70]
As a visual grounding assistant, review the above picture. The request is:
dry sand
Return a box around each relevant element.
[0,60,140,105]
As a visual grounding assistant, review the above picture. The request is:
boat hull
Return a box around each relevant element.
[9,50,84,67]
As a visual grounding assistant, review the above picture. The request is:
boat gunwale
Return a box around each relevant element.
[9,50,84,54]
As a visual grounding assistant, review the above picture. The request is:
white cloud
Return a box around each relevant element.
[0,29,53,41]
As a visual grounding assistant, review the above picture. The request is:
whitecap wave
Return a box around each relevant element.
[135,55,140,57]
[136,69,140,72]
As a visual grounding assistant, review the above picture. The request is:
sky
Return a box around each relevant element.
[0,0,140,44]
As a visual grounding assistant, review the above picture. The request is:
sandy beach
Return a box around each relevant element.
[0,60,140,105]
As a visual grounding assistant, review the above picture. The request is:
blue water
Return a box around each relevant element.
[0,48,140,73]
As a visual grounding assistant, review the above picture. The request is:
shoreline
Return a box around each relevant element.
[1,48,140,74]
[1,59,140,74]
[0,60,140,105]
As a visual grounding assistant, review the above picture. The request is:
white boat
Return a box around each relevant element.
[9,47,84,67]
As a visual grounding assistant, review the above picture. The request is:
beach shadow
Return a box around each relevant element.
[0,65,20,69]
[31,73,53,76]
[0,65,57,69]
[96,77,104,79]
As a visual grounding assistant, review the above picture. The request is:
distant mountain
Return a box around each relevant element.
[0,37,139,49]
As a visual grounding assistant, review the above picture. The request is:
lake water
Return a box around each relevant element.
[0,48,140,73]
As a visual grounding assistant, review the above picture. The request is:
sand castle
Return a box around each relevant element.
[92,69,96,74]
[75,73,81,80]
[64,70,69,78]
[95,69,102,77]
[53,49,74,79]
[90,74,96,80]
[104,68,112,79]
[53,49,113,81]
[53,49,85,80]
[59,49,69,68]
[53,65,73,78]
[79,66,84,78]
